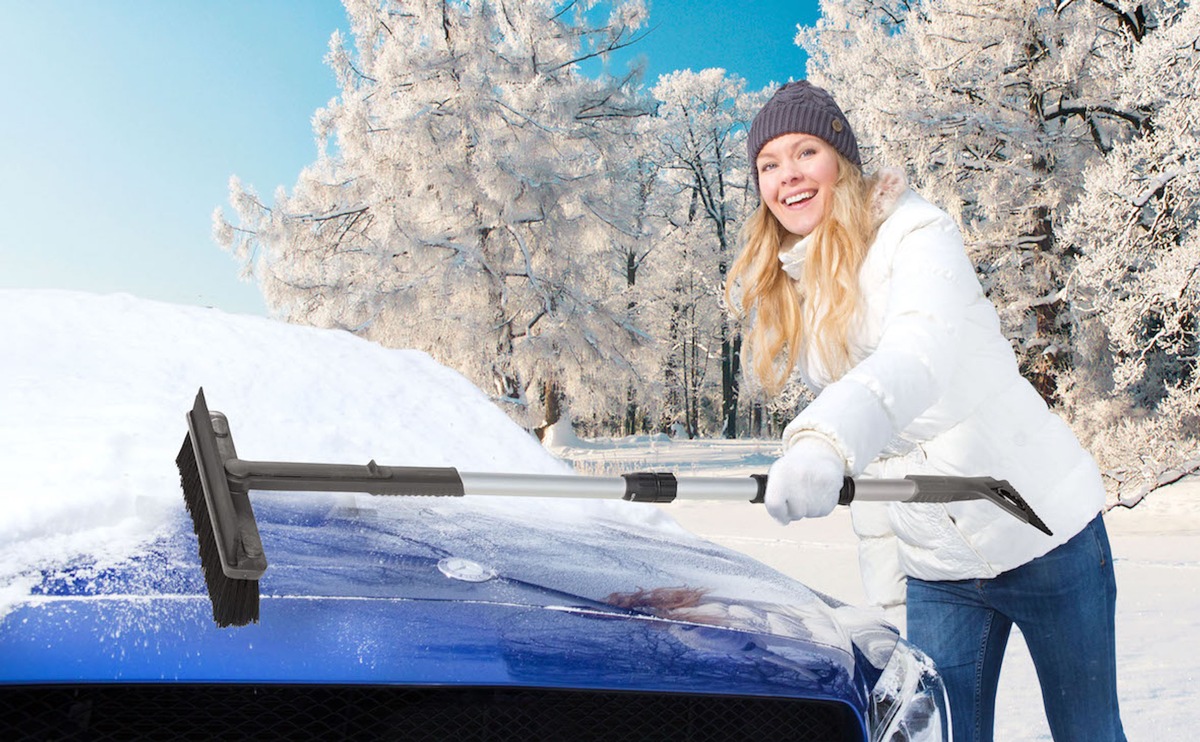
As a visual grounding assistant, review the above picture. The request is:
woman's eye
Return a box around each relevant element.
[759,162,775,173]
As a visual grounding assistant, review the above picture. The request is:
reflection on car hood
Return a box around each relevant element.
[0,491,896,709]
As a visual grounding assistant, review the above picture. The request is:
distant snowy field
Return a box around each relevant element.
[2,290,1196,740]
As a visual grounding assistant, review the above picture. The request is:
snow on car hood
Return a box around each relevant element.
[1,491,894,709]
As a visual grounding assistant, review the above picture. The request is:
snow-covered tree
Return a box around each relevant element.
[603,151,668,435]
[1058,1,1199,502]
[799,0,1197,498]
[215,0,651,430]
[798,0,1145,402]
[641,69,763,437]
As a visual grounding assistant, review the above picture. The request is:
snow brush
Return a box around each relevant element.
[176,388,1052,628]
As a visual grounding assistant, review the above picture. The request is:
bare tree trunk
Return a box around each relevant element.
[534,378,563,441]
[624,385,638,436]
[662,300,682,433]
[686,306,700,439]
[720,321,741,438]
[623,244,639,436]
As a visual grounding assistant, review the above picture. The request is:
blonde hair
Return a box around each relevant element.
[727,155,876,395]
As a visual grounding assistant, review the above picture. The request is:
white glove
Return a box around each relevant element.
[764,436,846,524]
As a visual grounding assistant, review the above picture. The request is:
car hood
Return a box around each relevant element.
[1,491,896,706]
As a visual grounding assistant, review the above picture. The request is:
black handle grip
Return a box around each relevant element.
[622,472,679,502]
[748,475,857,505]
[223,459,466,497]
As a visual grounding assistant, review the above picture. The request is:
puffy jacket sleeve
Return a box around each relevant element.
[781,198,981,475]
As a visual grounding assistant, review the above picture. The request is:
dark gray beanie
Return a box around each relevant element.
[747,81,861,192]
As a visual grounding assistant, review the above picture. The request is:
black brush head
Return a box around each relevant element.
[177,434,260,627]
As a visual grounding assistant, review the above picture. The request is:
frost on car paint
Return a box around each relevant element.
[1,491,948,740]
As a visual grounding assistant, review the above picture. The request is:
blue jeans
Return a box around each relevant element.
[906,514,1126,742]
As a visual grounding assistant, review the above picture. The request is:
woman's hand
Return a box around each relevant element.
[764,436,846,524]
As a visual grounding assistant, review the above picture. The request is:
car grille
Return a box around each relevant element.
[2,684,861,741]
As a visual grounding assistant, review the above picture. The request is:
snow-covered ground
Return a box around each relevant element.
[2,289,1195,740]
[552,435,1200,741]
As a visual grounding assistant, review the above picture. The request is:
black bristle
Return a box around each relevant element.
[176,435,260,627]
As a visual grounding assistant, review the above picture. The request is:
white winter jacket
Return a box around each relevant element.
[778,171,1106,609]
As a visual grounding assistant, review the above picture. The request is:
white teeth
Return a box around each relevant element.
[784,192,814,206]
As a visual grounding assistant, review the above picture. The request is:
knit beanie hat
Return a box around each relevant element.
[747,81,861,193]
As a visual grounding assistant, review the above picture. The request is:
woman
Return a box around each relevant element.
[727,81,1126,742]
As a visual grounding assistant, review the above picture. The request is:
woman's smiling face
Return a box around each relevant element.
[755,133,840,238]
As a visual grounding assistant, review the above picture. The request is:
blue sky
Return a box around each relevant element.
[1,1,818,316]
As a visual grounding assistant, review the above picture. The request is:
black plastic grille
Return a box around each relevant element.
[2,684,862,741]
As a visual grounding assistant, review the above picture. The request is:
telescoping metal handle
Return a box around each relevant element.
[221,459,1050,536]
[219,455,1051,536]
[456,470,1051,535]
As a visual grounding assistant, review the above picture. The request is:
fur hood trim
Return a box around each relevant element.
[868,167,907,227]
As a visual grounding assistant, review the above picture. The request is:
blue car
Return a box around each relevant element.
[1,485,948,740]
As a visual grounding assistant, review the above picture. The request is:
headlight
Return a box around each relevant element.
[868,638,950,741]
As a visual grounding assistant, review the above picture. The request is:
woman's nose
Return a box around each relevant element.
[778,162,802,183]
